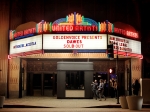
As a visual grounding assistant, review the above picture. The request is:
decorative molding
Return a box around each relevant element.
[26,53,108,59]
[9,77,18,84]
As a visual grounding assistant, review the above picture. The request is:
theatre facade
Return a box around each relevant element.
[8,12,142,98]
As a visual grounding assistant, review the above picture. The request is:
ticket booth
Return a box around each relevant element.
[57,62,93,99]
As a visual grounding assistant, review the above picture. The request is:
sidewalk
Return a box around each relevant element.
[4,96,119,108]
[3,96,150,108]
[1,108,150,112]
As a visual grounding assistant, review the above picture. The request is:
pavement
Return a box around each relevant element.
[0,96,150,112]
[3,96,120,108]
[1,108,150,112]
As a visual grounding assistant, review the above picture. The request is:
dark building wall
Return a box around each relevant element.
[141,0,150,78]
[9,0,140,31]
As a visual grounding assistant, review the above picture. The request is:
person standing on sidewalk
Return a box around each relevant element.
[98,79,106,101]
[103,79,108,97]
[132,79,140,96]
[91,80,98,100]
[113,79,117,98]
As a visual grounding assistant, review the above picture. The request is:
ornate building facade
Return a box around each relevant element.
[0,0,146,98]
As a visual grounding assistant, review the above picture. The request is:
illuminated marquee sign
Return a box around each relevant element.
[9,35,42,54]
[51,25,97,32]
[9,12,139,41]
[43,34,107,50]
[114,27,138,38]
[51,12,98,32]
[9,28,36,41]
[108,35,141,54]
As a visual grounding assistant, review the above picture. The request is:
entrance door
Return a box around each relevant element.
[118,73,125,96]
[27,73,57,96]
[33,74,42,96]
[27,73,33,96]
[44,74,54,96]
[94,72,108,82]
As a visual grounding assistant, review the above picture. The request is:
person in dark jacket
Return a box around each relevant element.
[91,80,98,100]
[110,79,115,98]
[132,79,140,96]
[103,80,108,97]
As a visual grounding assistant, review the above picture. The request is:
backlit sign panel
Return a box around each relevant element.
[108,35,141,54]
[43,34,107,50]
[9,35,42,54]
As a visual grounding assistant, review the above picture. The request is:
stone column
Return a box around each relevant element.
[0,0,10,96]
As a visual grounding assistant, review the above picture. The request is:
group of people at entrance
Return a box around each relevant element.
[91,78,140,101]
[91,79,107,101]
[91,78,117,101]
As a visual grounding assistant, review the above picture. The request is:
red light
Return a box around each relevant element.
[8,55,11,59]
[140,55,143,59]
[109,68,113,73]
[114,27,139,38]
